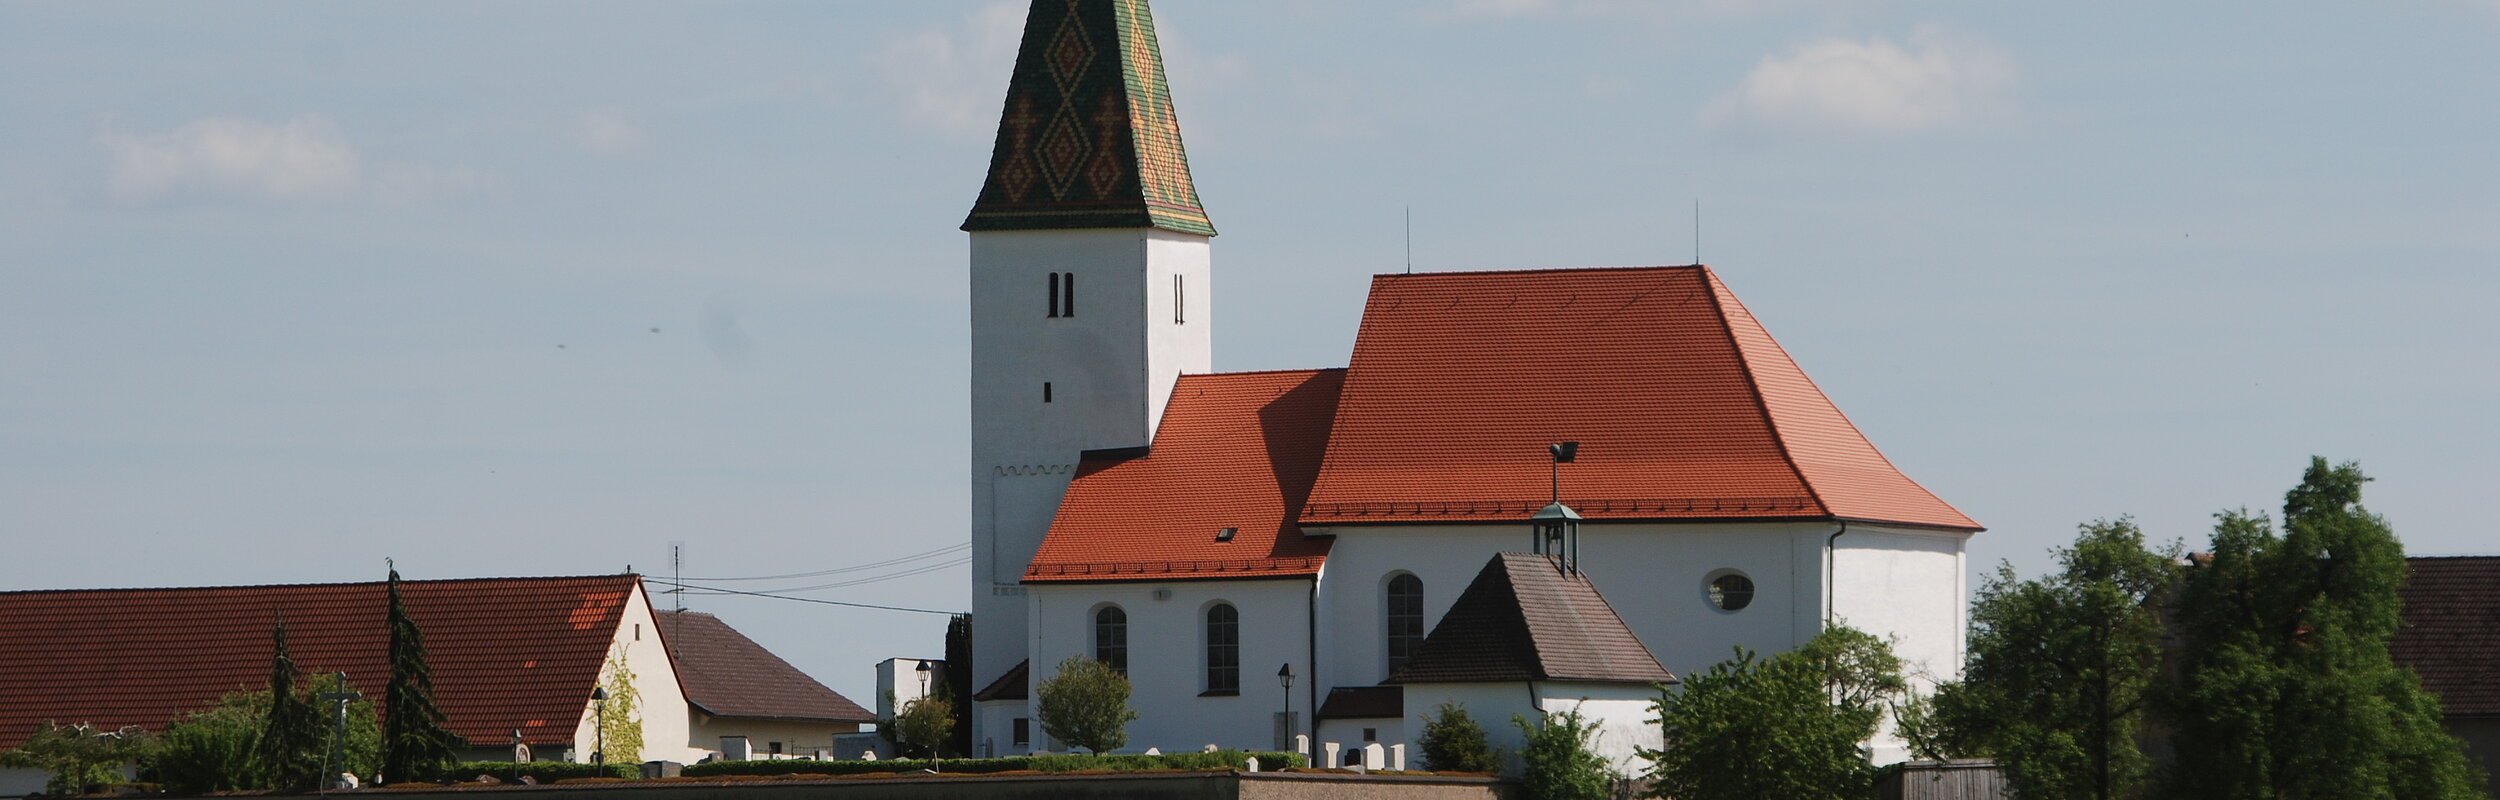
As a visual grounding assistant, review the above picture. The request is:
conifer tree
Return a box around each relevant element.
[381,568,461,783]
[940,614,973,756]
[255,616,328,791]
[2161,458,2481,799]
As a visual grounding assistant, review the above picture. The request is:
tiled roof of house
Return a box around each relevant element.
[972,659,1031,702]
[1389,553,1674,685]
[2394,556,2500,716]
[1026,369,1342,582]
[0,575,641,751]
[961,0,1213,236]
[1299,266,1977,531]
[1315,686,1405,720]
[651,610,872,724]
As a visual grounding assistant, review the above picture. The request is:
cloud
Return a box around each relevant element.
[1703,27,2015,136]
[869,2,1028,136]
[103,115,489,205]
[106,115,360,202]
[572,111,646,157]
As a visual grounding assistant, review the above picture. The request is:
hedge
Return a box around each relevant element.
[681,750,1306,778]
[444,761,638,783]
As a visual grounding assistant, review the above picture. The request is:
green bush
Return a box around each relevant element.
[445,760,635,782]
[1417,702,1502,773]
[680,750,1305,778]
[1515,709,1610,800]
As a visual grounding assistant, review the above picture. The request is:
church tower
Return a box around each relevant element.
[963,0,1213,724]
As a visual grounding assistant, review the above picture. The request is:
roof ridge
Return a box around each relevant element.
[1699,266,1831,519]
[1181,366,1346,379]
[1373,264,1707,281]
[0,573,639,596]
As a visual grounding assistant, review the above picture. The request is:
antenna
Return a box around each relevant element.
[1404,206,1412,274]
[670,542,684,612]
[1693,199,1701,266]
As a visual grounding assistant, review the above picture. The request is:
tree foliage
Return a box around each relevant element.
[1642,625,1904,800]
[150,686,379,794]
[1934,518,2178,800]
[893,696,955,760]
[941,614,974,757]
[2160,458,2481,799]
[382,567,462,783]
[256,617,331,791]
[1513,709,1611,800]
[1416,702,1501,774]
[596,645,645,766]
[1034,655,1137,754]
[0,722,154,795]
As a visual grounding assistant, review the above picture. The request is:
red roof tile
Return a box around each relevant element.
[0,575,641,750]
[2395,556,2500,716]
[1026,369,1342,582]
[1299,266,1976,531]
[652,611,872,724]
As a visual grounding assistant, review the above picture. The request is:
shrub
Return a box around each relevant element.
[679,750,1305,778]
[445,760,635,782]
[1035,656,1138,755]
[1416,702,1501,773]
[1514,709,1610,800]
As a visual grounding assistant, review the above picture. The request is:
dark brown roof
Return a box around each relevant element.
[2395,556,2500,716]
[651,611,872,724]
[972,659,1030,702]
[1316,686,1404,720]
[1389,553,1675,686]
[0,575,640,750]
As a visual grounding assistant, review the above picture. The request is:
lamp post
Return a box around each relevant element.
[590,687,608,768]
[914,660,939,772]
[1276,663,1294,753]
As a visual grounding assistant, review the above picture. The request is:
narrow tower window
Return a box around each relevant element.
[1205,603,1239,694]
[1174,274,1185,324]
[1386,574,1424,676]
[1061,272,1075,317]
[1094,605,1128,675]
[1043,382,1052,403]
[1048,273,1060,318]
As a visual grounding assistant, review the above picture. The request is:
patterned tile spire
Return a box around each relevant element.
[962,0,1214,235]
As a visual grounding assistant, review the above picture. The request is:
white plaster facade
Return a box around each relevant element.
[1011,578,1308,754]
[567,581,699,766]
[967,227,1212,749]
[1399,682,1661,776]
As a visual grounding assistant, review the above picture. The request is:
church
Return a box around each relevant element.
[958,0,1979,773]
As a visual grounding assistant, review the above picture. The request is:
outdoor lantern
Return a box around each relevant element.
[590,687,608,767]
[915,660,934,697]
[1277,663,1293,689]
[1533,441,1583,574]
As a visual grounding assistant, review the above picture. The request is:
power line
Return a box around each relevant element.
[678,542,969,582]
[751,557,970,593]
[650,579,961,616]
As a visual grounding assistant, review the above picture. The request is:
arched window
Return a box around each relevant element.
[1093,605,1127,675]
[1047,273,1061,318]
[1385,574,1424,675]
[1205,603,1239,694]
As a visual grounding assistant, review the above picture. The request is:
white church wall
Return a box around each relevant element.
[1398,682,1658,777]
[1539,686,1664,778]
[1313,521,1838,689]
[1829,525,1969,764]
[968,228,1212,747]
[569,582,697,765]
[1025,578,1307,753]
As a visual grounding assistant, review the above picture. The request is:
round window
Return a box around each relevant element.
[1707,572,1755,612]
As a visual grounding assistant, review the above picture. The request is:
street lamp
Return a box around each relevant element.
[915,660,933,698]
[1276,663,1294,752]
[510,729,525,784]
[590,687,608,768]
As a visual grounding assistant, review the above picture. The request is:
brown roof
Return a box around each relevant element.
[1316,686,1405,720]
[651,611,872,724]
[972,659,1030,702]
[1029,369,1340,582]
[2395,556,2500,716]
[1301,266,1977,531]
[0,575,641,750]
[1389,553,1675,686]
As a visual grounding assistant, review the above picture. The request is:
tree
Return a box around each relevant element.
[596,645,645,766]
[1034,655,1136,754]
[1513,709,1610,800]
[151,686,380,794]
[893,696,955,760]
[1416,702,1501,773]
[0,722,154,796]
[382,567,462,783]
[1643,625,1905,800]
[1932,519,2178,800]
[940,614,974,757]
[256,617,330,791]
[2161,458,2481,799]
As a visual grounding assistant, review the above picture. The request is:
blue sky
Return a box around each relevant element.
[5,1,2497,704]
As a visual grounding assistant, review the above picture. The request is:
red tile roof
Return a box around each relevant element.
[2395,556,2500,717]
[0,575,641,751]
[1026,369,1342,582]
[1389,553,1674,685]
[1300,266,1977,531]
[651,611,872,724]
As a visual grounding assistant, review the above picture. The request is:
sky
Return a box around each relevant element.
[5,1,2498,706]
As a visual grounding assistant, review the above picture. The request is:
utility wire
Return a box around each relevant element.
[649,579,961,616]
[679,542,969,582]
[748,557,970,593]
